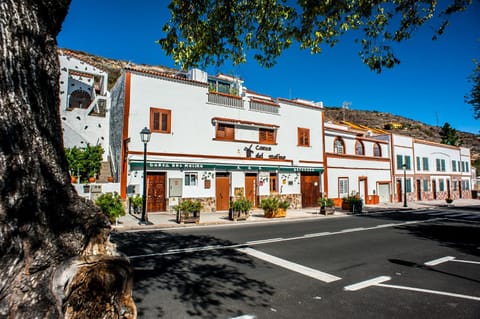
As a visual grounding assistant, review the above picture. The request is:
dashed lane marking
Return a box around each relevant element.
[237,247,341,283]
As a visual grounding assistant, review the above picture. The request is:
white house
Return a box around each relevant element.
[109,68,325,212]
[391,134,472,202]
[58,49,110,161]
[323,121,392,206]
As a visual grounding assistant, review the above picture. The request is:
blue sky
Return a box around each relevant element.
[57,0,480,134]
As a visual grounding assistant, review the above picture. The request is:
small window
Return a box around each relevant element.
[339,177,349,198]
[184,173,197,186]
[416,157,421,171]
[439,179,445,191]
[298,128,310,147]
[355,141,364,155]
[422,157,429,171]
[423,179,429,191]
[396,155,404,170]
[373,143,382,157]
[334,138,345,154]
[260,128,276,144]
[150,108,171,133]
[406,178,412,192]
[405,155,411,170]
[216,123,235,140]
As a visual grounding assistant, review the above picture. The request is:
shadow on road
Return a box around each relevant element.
[112,231,274,318]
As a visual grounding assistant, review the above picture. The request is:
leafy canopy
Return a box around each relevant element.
[466,60,480,121]
[439,122,462,146]
[159,0,473,72]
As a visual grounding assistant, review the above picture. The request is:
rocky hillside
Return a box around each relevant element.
[323,108,479,157]
[62,49,480,171]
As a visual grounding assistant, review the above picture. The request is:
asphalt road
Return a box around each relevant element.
[111,209,480,319]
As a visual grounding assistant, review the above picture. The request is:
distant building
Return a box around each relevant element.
[58,49,110,161]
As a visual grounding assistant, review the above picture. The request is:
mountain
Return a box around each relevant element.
[61,49,480,172]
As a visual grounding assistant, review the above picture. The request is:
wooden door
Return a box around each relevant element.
[396,180,402,202]
[245,174,257,207]
[215,173,230,211]
[146,172,166,212]
[301,173,320,208]
[416,179,422,200]
[432,180,437,199]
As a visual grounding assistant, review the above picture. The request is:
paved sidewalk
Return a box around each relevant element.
[112,198,480,231]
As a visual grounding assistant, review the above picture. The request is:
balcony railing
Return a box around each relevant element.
[249,99,279,114]
[208,91,243,109]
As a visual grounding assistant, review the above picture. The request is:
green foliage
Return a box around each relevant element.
[466,60,480,120]
[440,122,462,146]
[159,1,472,73]
[318,197,334,207]
[260,196,289,213]
[65,145,104,181]
[231,197,253,213]
[174,199,203,214]
[95,192,125,223]
[129,194,143,212]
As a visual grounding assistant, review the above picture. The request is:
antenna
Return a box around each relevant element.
[342,101,351,121]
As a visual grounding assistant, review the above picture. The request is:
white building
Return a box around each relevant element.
[391,134,472,202]
[324,121,392,205]
[58,49,110,161]
[109,68,325,212]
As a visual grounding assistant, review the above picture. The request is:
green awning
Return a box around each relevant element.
[130,160,323,173]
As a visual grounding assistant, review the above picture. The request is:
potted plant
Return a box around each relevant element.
[445,197,454,205]
[229,197,253,221]
[260,197,289,218]
[94,192,125,224]
[319,196,335,215]
[174,199,202,224]
[341,193,363,214]
[129,194,143,214]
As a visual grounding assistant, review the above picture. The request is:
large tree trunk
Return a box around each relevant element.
[0,1,135,318]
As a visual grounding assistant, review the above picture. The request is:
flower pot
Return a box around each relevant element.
[107,176,114,183]
[70,176,77,183]
[89,177,96,183]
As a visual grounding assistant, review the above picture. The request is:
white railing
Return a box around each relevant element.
[208,92,243,109]
[249,100,279,114]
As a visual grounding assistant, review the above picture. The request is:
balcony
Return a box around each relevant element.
[249,98,279,114]
[208,91,243,109]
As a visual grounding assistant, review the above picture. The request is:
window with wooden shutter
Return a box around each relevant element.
[150,108,171,133]
[297,128,310,147]
[216,123,234,140]
[259,128,275,144]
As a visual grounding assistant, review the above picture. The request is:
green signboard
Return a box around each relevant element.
[130,160,323,173]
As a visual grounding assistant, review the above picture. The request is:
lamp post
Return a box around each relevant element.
[140,127,151,223]
[402,163,408,207]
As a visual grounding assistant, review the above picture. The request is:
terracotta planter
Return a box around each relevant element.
[70,176,77,183]
[88,177,96,183]
[264,208,286,218]
[107,176,114,183]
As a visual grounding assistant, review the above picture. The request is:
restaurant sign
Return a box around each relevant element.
[130,161,323,173]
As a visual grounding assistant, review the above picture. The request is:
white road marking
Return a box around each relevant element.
[452,259,480,265]
[345,275,480,301]
[376,283,480,301]
[344,276,391,291]
[425,256,480,266]
[424,256,456,266]
[128,218,442,259]
[229,315,256,319]
[237,247,341,283]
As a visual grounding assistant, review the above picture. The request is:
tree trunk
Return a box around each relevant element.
[0,1,135,318]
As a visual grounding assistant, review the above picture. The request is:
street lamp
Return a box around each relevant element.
[402,163,408,208]
[140,127,151,223]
